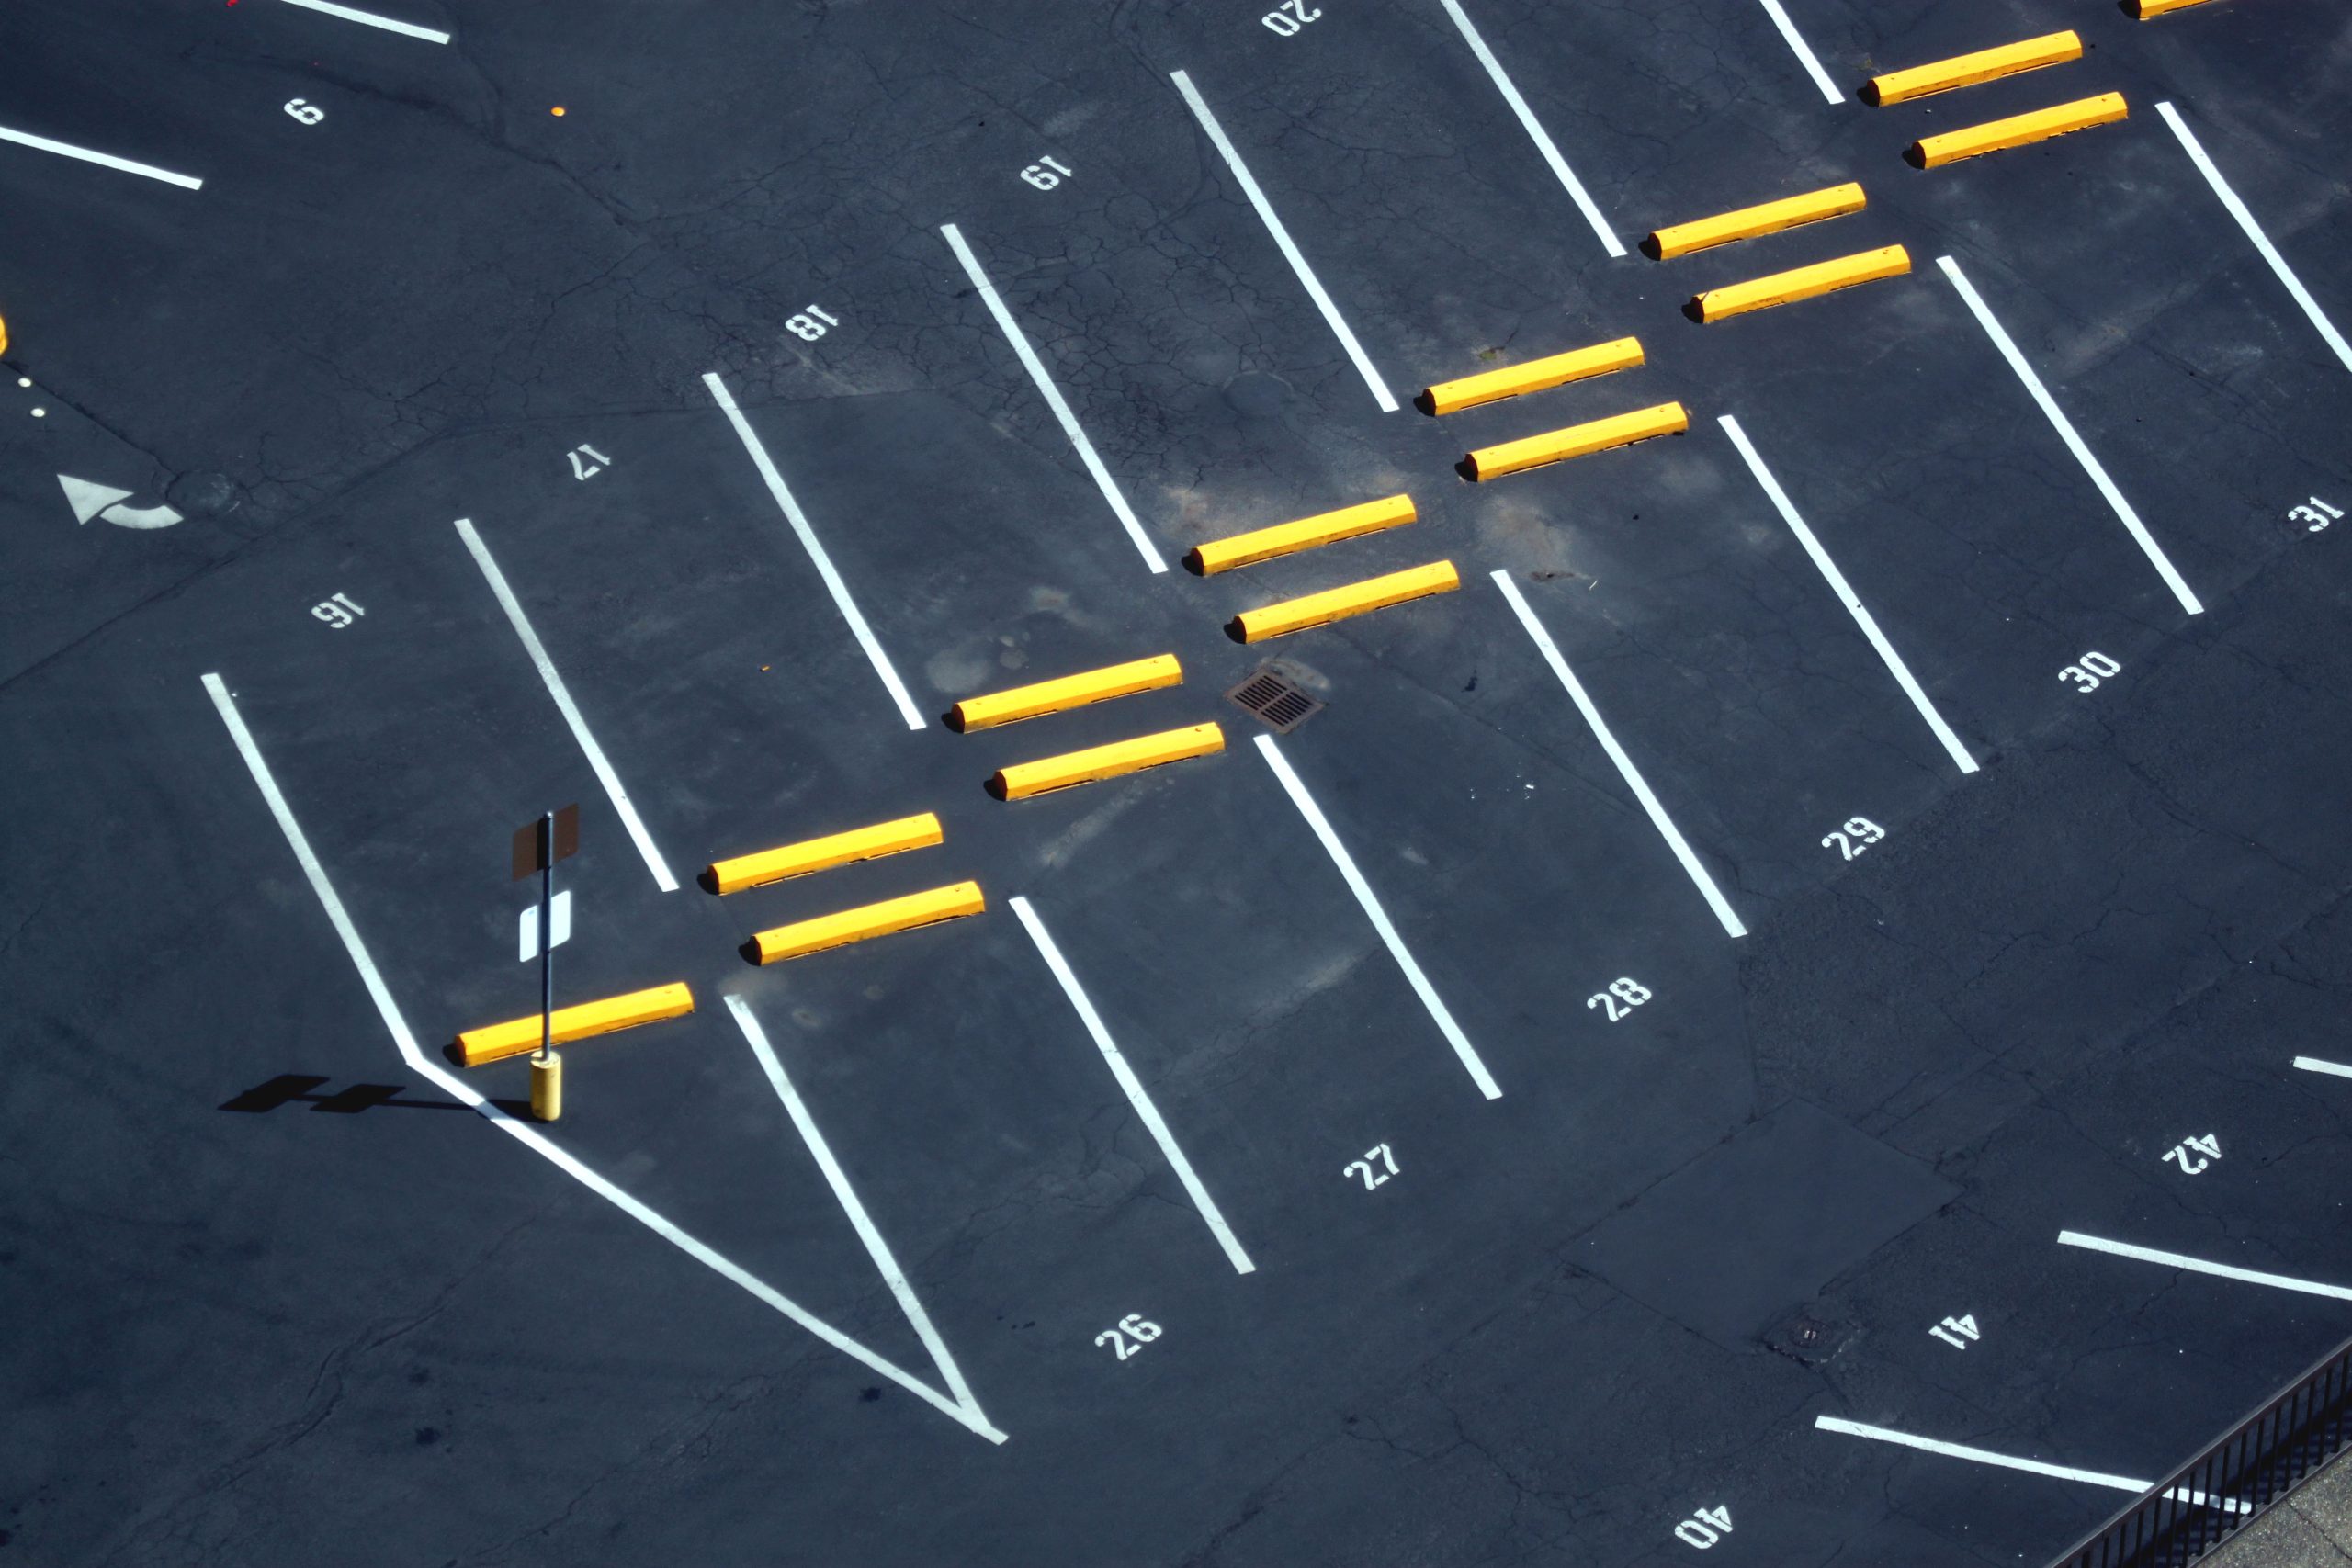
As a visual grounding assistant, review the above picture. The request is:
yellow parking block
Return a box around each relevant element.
[1690,246,1911,324]
[1417,338,1645,415]
[1187,494,1416,574]
[752,882,986,964]
[1463,404,1688,481]
[1644,185,1866,261]
[991,723,1225,799]
[456,982,695,1067]
[1908,93,2127,169]
[2130,0,2222,16]
[1863,30,2082,106]
[705,812,943,895]
[950,654,1182,732]
[1229,560,1460,640]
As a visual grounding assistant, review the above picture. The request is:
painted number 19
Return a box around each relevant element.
[1020,156,1073,191]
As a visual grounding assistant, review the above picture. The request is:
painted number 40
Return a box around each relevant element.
[1587,976,1652,1021]
[1262,0,1322,35]
[1675,1506,1733,1551]
[1096,1313,1161,1361]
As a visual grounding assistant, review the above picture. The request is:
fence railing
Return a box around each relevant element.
[2051,1330,2352,1567]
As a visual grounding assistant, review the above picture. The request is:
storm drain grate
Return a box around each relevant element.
[1225,667,1323,734]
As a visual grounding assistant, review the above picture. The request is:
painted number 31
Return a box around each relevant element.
[1587,976,1652,1021]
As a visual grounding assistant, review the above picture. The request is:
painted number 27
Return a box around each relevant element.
[1823,816,1885,860]
[1096,1313,1162,1361]
[1343,1143,1398,1190]
[1262,0,1323,35]
[1587,976,1652,1021]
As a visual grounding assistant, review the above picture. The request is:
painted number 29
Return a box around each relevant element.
[1262,0,1323,35]
[1096,1313,1162,1361]
[1675,1506,1733,1551]
[785,305,839,343]
[1587,976,1652,1021]
[2060,651,2121,694]
[1020,156,1073,191]
[1823,816,1885,860]
[2290,496,2343,532]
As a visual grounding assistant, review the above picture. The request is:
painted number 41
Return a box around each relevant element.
[1675,1506,1733,1551]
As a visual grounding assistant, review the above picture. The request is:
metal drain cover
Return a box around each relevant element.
[1226,666,1324,733]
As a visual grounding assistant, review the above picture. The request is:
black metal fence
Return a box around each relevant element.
[2052,1330,2352,1566]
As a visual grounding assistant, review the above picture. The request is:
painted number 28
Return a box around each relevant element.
[1587,976,1652,1021]
[1096,1313,1162,1361]
[1823,816,1885,860]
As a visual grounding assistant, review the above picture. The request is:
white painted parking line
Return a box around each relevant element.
[702,372,928,729]
[1491,570,1748,940]
[0,125,203,190]
[938,225,1170,574]
[2157,103,2352,376]
[200,673,1005,1444]
[1168,70,1402,412]
[2294,1056,2352,1081]
[1753,0,1845,106]
[1816,1416,2251,1515]
[1434,1,1625,256]
[1937,255,2204,617]
[727,996,1001,1431]
[1010,897,1258,1275]
[1255,735,1503,1100]
[453,519,681,892]
[1718,415,1978,776]
[277,0,451,44]
[2059,1231,2352,1303]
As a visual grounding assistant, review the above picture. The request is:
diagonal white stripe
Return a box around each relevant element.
[1816,1416,2249,1514]
[2058,1230,2352,1303]
[278,0,451,43]
[1754,0,1845,105]
[1434,0,1625,254]
[0,124,202,189]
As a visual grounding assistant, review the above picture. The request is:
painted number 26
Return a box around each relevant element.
[1096,1314,1161,1361]
[1588,976,1652,1021]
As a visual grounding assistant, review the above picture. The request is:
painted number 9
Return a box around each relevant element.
[284,98,325,125]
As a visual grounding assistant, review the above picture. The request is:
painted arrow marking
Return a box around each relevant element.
[59,474,183,530]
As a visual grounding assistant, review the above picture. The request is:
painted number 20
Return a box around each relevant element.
[1587,976,1652,1021]
[1096,1313,1162,1361]
[1262,0,1323,35]
[2060,651,2121,694]
[1823,816,1885,860]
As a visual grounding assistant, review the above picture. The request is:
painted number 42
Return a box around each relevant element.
[2165,1133,2222,1175]
[1587,976,1652,1021]
[1675,1506,1733,1551]
[1096,1314,1161,1361]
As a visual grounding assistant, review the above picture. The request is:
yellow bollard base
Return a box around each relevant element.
[529,1054,563,1122]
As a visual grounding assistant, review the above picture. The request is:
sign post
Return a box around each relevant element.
[511,804,580,1121]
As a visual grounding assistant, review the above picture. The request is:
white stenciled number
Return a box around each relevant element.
[310,592,365,628]
[1342,1142,1399,1190]
[2164,1133,2222,1176]
[1588,976,1652,1021]
[1823,816,1886,861]
[1928,1313,1981,1350]
[284,98,325,126]
[567,443,611,480]
[1261,0,1323,35]
[785,304,839,343]
[2290,497,2343,533]
[1096,1313,1162,1361]
[1020,155,1073,191]
[1675,1506,1733,1550]
[2059,651,2122,694]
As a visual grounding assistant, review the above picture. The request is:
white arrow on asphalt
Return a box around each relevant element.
[57,473,183,529]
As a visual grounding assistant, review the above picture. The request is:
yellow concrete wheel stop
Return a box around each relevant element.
[1644,186,1865,261]
[2130,0,2222,15]
[456,982,696,1066]
[1689,247,1911,323]
[705,812,944,895]
[1227,561,1461,640]
[1907,95,2128,169]
[950,654,1182,731]
[1187,495,1417,574]
[990,723,1225,799]
[1417,338,1645,415]
[1463,404,1689,480]
[1863,30,2082,106]
[752,882,987,964]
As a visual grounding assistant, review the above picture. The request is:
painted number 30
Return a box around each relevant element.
[1262,0,1322,35]
[2060,651,2122,694]
[1587,976,1652,1021]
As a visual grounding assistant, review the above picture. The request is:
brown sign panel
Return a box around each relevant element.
[511,803,582,879]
